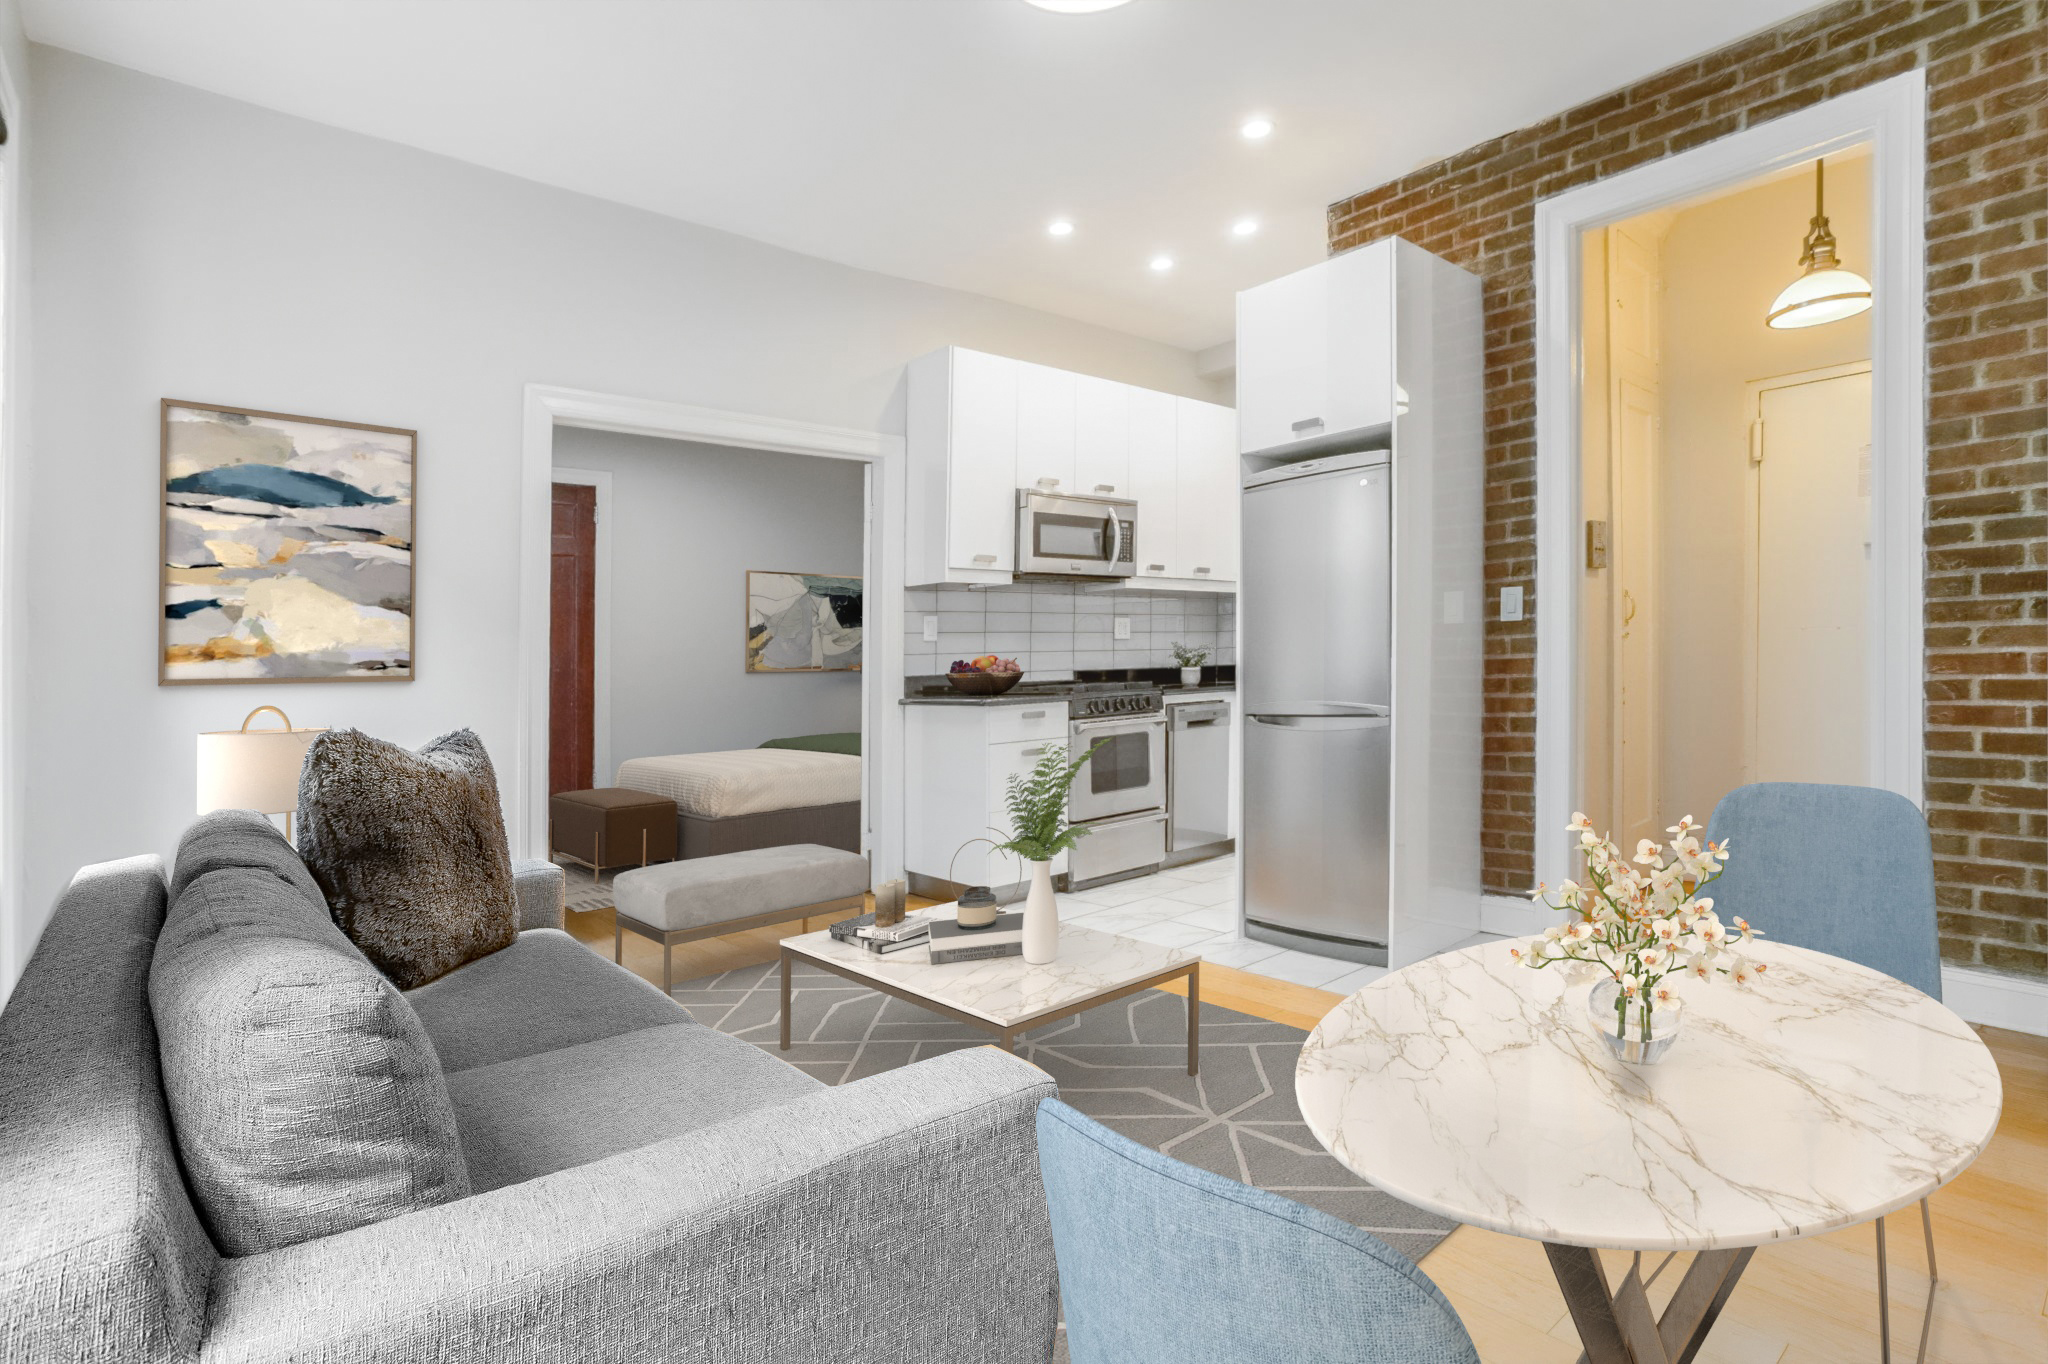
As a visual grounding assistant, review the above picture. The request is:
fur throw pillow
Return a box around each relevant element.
[298,728,518,988]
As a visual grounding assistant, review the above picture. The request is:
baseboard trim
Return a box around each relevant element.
[1942,965,2048,1038]
[1479,894,1551,938]
[1484,896,2047,1038]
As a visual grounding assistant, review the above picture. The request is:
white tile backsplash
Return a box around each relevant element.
[906,582,1235,678]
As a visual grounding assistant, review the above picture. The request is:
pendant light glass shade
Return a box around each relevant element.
[1767,159,1872,329]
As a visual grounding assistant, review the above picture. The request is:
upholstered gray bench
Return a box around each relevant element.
[613,843,869,989]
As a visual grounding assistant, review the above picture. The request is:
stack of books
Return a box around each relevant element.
[828,912,932,956]
[928,912,1025,965]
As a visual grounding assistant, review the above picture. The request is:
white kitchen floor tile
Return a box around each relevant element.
[1320,964,1389,995]
[1116,919,1217,950]
[1156,879,1238,908]
[1242,949,1360,989]
[1063,878,1168,908]
[1198,937,1286,969]
[1069,899,1195,934]
[1169,903,1238,932]
[1171,859,1237,884]
[1443,931,1511,953]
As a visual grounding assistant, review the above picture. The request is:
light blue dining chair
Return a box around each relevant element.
[1035,1098,1480,1364]
[1706,782,1943,1364]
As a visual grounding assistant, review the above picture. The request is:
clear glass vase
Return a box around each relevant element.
[1586,978,1684,1065]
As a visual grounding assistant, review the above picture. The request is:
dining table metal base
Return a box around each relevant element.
[1544,1242,1757,1364]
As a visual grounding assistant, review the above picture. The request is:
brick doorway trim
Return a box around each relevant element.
[1518,70,1928,918]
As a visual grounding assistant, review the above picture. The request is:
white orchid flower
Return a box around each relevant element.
[1564,921,1595,944]
[1634,838,1661,864]
[1693,918,1727,949]
[1651,918,1682,945]
[1729,957,1757,987]
[1568,812,1596,833]
[1731,916,1760,943]
[1637,946,1669,972]
[1619,974,1643,999]
[1666,816,1698,836]
[1653,985,1678,1007]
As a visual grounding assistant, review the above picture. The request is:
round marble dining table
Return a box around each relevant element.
[1296,937,2003,1364]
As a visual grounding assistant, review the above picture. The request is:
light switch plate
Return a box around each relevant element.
[1500,586,1525,622]
[922,615,938,642]
[1114,617,1131,640]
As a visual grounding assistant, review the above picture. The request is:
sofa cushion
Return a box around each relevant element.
[170,807,327,911]
[614,843,869,933]
[405,928,688,1073]
[444,1023,823,1191]
[149,865,470,1256]
[297,727,518,989]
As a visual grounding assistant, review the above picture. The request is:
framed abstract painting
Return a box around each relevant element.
[746,571,862,672]
[160,400,416,684]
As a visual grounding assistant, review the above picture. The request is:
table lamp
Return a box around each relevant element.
[196,706,326,840]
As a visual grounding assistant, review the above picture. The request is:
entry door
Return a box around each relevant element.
[1751,367,1872,785]
[550,483,597,795]
[1609,377,1660,850]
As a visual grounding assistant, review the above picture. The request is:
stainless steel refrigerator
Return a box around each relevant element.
[1240,451,1392,964]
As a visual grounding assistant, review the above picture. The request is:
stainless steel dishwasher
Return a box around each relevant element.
[1166,698,1233,864]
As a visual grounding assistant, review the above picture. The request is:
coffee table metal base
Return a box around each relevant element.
[779,946,1201,1074]
[1544,1243,1755,1364]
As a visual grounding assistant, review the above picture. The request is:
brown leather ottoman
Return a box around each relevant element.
[549,788,677,884]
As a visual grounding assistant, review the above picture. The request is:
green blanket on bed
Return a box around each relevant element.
[758,732,861,756]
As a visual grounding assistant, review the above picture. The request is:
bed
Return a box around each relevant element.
[614,738,862,859]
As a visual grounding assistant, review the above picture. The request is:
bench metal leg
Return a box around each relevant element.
[613,918,622,964]
[662,941,673,994]
[779,949,792,1051]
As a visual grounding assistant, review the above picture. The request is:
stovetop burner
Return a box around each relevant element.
[911,676,1163,716]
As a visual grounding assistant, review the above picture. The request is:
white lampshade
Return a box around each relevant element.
[196,707,324,816]
[1766,266,1874,329]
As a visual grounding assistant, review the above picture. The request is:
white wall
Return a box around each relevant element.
[0,0,32,994]
[1651,155,1871,820]
[9,45,1220,987]
[551,428,864,769]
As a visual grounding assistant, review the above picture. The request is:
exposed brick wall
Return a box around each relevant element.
[1328,1,2047,975]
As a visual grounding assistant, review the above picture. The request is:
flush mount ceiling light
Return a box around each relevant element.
[1766,159,1873,330]
[1232,218,1259,237]
[1024,1,1132,12]
[1048,218,1075,237]
[1240,116,1274,140]
[1149,255,1174,272]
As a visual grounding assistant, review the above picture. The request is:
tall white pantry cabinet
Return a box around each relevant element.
[905,348,1238,591]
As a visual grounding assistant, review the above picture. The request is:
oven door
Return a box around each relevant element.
[1069,714,1166,822]
[1017,492,1137,578]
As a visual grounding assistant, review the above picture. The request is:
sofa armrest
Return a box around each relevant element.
[199,1046,1059,1364]
[510,858,564,933]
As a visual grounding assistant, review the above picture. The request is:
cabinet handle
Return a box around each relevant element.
[1020,747,1047,757]
[1291,416,1325,433]
[1035,477,1062,490]
[1194,566,1212,574]
[973,553,998,564]
[1021,710,1048,719]
[1093,483,1117,494]
[1146,563,1166,573]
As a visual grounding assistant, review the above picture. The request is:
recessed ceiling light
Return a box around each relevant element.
[1025,1,1132,12]
[1048,219,1075,237]
[1149,255,1174,273]
[1232,218,1259,237]
[1240,116,1274,140]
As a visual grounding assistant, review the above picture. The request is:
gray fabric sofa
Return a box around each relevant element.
[0,823,1061,1363]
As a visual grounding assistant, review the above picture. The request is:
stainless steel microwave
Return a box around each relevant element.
[1015,490,1137,579]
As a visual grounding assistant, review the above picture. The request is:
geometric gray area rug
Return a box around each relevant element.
[672,957,1460,1264]
[555,860,614,914]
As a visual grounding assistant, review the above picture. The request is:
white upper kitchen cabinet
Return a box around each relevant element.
[908,347,1016,584]
[1014,362,1078,494]
[1173,399,1239,585]
[1237,238,1395,458]
[1125,386,1178,582]
[1073,374,1131,498]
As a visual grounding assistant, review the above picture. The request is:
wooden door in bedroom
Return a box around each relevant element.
[550,482,597,795]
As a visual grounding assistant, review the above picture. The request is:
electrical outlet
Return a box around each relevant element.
[1113,617,1131,640]
[922,615,938,643]
[1500,586,1525,622]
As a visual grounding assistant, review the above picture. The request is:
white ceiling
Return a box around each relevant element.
[24,0,1820,351]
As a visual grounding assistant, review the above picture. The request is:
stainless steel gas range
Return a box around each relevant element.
[1059,682,1168,888]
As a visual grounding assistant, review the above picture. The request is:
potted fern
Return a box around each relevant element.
[1171,641,1210,688]
[995,742,1102,963]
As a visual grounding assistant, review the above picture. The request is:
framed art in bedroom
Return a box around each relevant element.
[160,400,416,684]
[746,571,862,673]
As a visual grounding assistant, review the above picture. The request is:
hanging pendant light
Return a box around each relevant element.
[1766,159,1873,329]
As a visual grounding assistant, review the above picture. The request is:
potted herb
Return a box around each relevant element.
[1170,641,1210,688]
[995,742,1102,963]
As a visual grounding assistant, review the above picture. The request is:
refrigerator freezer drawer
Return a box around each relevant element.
[1241,714,1391,950]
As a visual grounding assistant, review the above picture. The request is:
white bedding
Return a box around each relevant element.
[614,749,862,819]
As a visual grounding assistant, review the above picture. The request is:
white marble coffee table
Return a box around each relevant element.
[1296,937,2002,1364]
[779,903,1202,1073]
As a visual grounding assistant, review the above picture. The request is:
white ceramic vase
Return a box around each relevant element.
[1022,860,1059,964]
[1180,667,1202,687]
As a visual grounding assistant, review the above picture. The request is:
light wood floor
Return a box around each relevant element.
[569,903,2048,1363]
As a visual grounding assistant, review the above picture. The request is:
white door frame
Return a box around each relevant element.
[1530,69,1926,894]
[517,385,905,879]
[546,467,614,790]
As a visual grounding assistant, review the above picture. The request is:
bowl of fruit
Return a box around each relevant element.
[946,656,1024,696]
